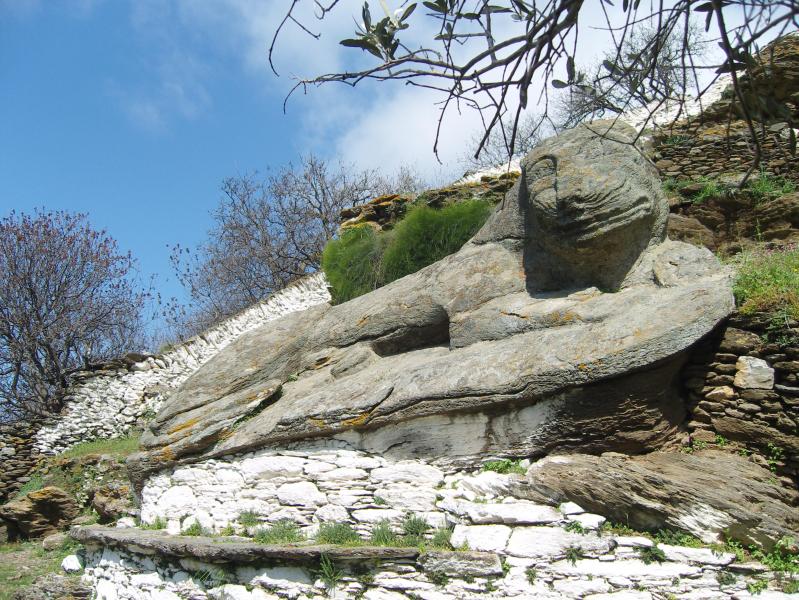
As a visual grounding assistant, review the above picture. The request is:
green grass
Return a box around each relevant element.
[140,516,166,530]
[731,245,799,324]
[322,199,493,303]
[0,538,81,600]
[182,521,207,536]
[15,474,45,498]
[316,522,362,546]
[481,459,527,475]
[56,433,140,460]
[253,519,304,544]
[237,511,261,529]
[662,177,725,204]
[430,526,454,550]
[747,171,796,202]
[369,520,398,546]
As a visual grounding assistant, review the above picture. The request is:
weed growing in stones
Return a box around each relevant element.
[731,245,799,324]
[14,474,44,498]
[318,554,343,596]
[183,521,207,536]
[254,520,304,545]
[373,496,386,505]
[565,521,586,534]
[140,516,166,530]
[56,433,141,460]
[637,544,667,564]
[316,522,361,546]
[403,514,430,538]
[501,557,510,576]
[654,529,703,548]
[564,545,582,566]
[717,571,737,587]
[747,577,768,594]
[219,525,236,537]
[428,571,449,587]
[525,567,537,585]
[369,520,398,546]
[481,459,526,475]
[430,526,454,550]
[238,511,261,529]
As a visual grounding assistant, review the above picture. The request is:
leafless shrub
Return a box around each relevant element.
[166,154,426,339]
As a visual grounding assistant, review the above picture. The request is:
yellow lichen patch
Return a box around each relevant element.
[159,446,176,462]
[167,417,200,435]
[357,315,370,327]
[577,363,588,371]
[313,356,332,369]
[308,417,327,429]
[542,310,582,326]
[218,427,234,441]
[341,412,371,428]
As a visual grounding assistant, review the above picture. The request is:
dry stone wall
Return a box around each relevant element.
[683,313,799,485]
[652,121,799,185]
[0,419,44,502]
[32,274,330,456]
[78,441,780,599]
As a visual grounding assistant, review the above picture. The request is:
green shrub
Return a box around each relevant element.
[380,200,493,283]
[253,520,304,544]
[321,225,386,304]
[731,246,799,323]
[316,522,361,546]
[321,199,493,303]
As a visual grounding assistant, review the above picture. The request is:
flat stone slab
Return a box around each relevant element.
[71,525,421,564]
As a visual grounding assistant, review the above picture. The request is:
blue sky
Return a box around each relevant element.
[0,1,487,310]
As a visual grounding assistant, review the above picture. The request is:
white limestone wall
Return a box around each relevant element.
[127,444,789,599]
[34,274,330,455]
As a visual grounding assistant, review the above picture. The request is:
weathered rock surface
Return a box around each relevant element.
[0,486,79,540]
[11,573,91,600]
[129,123,733,488]
[517,450,799,550]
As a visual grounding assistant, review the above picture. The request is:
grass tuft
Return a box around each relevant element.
[316,522,362,546]
[253,520,304,545]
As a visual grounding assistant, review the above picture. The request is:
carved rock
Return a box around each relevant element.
[128,123,733,489]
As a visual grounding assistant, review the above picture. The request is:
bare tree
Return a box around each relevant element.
[554,22,709,130]
[167,154,416,339]
[0,210,149,421]
[463,111,549,170]
[272,1,799,180]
